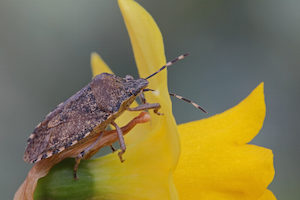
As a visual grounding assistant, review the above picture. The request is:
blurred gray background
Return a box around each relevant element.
[0,0,299,199]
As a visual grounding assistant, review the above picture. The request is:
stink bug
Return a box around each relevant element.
[23,53,206,178]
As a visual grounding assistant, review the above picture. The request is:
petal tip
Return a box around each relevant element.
[90,52,113,77]
[257,82,264,93]
[90,52,99,59]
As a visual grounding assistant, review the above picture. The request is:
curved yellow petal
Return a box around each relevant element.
[118,0,179,162]
[118,0,172,129]
[118,0,166,91]
[174,83,275,200]
[118,0,179,153]
[91,52,113,77]
[179,83,266,146]
[258,190,276,200]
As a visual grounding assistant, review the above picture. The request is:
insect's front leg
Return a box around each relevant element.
[139,92,146,104]
[127,103,163,115]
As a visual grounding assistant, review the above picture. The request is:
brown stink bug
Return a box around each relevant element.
[23,53,206,178]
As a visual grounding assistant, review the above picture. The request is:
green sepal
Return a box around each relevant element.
[34,158,94,200]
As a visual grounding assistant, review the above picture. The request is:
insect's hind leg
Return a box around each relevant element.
[73,156,82,180]
[73,112,150,179]
[73,132,104,179]
[111,121,126,162]
[127,103,163,115]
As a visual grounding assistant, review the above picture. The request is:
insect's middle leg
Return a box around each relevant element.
[111,121,126,162]
[127,103,162,115]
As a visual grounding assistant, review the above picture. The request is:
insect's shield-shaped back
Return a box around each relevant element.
[91,73,148,113]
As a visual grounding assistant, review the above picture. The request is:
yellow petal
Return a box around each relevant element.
[179,83,266,146]
[91,52,113,77]
[258,190,276,200]
[118,0,179,162]
[118,0,172,127]
[118,0,167,91]
[174,83,275,200]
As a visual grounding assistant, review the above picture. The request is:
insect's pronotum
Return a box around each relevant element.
[23,53,206,178]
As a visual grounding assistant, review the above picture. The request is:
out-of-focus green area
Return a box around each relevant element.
[0,0,299,199]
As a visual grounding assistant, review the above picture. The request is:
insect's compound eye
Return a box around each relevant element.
[125,75,134,81]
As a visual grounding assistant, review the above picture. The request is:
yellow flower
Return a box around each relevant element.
[31,0,275,199]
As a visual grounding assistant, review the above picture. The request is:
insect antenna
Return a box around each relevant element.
[143,89,207,113]
[169,92,207,113]
[145,53,189,80]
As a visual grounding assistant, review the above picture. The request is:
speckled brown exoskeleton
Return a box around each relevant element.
[24,53,206,179]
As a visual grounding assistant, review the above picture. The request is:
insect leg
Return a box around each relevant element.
[111,121,126,163]
[127,103,163,115]
[110,145,116,152]
[73,132,103,179]
[73,157,81,180]
[139,92,146,104]
[82,112,150,160]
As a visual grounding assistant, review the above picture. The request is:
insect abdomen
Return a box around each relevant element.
[24,86,111,163]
